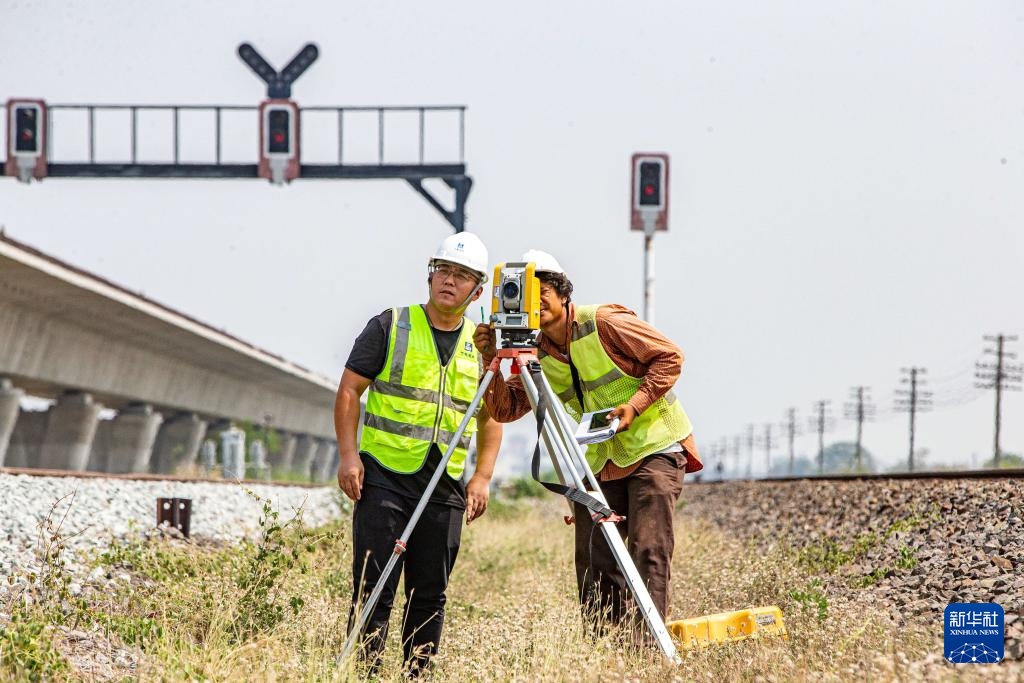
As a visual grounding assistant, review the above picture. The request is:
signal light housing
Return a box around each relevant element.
[5,99,48,183]
[630,153,669,232]
[258,99,300,185]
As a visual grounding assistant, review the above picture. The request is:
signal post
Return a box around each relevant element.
[630,153,669,324]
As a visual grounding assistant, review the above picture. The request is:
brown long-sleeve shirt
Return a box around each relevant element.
[483,303,702,478]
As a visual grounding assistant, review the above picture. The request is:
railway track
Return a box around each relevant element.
[699,467,1024,484]
[5,464,1022,487]
[0,465,328,488]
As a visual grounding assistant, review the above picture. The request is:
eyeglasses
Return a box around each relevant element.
[432,263,479,285]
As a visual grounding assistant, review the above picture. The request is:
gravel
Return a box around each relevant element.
[0,472,345,583]
[684,477,1024,665]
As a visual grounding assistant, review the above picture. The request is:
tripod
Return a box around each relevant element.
[338,342,681,666]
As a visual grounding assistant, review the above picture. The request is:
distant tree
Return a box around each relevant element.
[819,441,876,474]
[983,452,1023,469]
[764,443,876,476]
[768,456,817,477]
[235,420,282,453]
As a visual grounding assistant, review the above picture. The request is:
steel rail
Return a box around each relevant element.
[0,466,327,489]
[701,468,1024,484]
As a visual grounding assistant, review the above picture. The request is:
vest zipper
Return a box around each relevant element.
[424,305,458,447]
[432,364,447,445]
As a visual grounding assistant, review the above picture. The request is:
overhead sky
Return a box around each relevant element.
[2,1,1022,475]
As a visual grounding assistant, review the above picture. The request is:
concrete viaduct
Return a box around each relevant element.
[0,233,339,481]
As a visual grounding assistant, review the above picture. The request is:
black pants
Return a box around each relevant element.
[348,484,463,673]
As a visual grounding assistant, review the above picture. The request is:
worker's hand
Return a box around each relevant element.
[465,472,491,524]
[337,450,364,501]
[474,323,497,364]
[609,404,637,432]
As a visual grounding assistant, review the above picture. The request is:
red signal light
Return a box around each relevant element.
[13,105,42,154]
[265,108,291,154]
[637,161,663,207]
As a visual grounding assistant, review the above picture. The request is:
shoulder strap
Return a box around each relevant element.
[568,358,587,412]
[528,363,619,522]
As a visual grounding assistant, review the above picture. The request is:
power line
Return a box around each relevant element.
[931,384,986,409]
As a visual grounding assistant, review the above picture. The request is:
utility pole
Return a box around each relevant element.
[843,387,875,472]
[717,437,728,480]
[757,424,775,476]
[732,435,742,480]
[782,407,798,475]
[976,334,1022,466]
[745,424,755,478]
[809,400,832,475]
[894,367,932,472]
[709,442,721,479]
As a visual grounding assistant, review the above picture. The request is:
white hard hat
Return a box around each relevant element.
[430,232,489,283]
[521,249,565,275]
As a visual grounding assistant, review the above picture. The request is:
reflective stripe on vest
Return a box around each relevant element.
[359,305,479,478]
[539,304,692,472]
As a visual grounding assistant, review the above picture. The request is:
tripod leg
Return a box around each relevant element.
[521,373,583,517]
[338,367,498,665]
[519,366,681,664]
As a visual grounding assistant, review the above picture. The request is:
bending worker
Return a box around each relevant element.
[474,249,701,628]
[335,232,502,676]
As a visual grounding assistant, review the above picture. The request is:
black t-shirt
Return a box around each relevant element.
[346,307,469,509]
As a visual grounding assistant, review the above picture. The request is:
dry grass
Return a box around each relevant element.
[3,493,1018,681]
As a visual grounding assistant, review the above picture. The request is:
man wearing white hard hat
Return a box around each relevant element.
[335,232,502,676]
[474,249,701,631]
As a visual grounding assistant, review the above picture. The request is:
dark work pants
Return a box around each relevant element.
[573,453,684,626]
[348,484,463,674]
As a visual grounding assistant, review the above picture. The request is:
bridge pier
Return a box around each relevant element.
[91,403,164,473]
[292,434,318,479]
[151,412,207,474]
[311,441,338,483]
[268,431,298,474]
[6,409,47,468]
[0,379,24,466]
[39,391,104,471]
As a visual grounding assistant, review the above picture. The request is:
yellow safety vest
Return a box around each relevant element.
[360,305,479,479]
[539,304,692,472]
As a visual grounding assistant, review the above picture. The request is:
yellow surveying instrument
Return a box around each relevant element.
[668,606,788,650]
[339,261,684,666]
[489,261,541,345]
